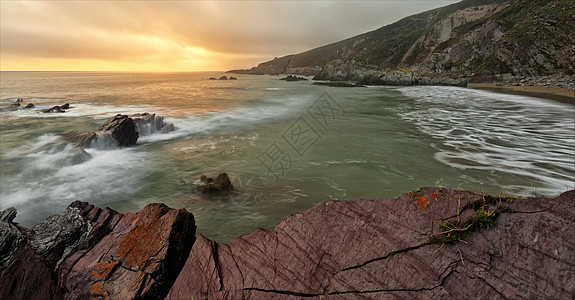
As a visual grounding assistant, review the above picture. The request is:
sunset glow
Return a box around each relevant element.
[0,1,458,72]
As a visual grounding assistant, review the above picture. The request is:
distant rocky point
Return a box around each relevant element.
[1,188,573,299]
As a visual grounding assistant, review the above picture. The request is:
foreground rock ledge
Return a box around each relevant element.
[1,188,573,299]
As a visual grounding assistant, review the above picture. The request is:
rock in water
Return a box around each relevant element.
[0,202,196,300]
[219,76,228,80]
[132,112,175,136]
[98,114,139,147]
[197,173,234,194]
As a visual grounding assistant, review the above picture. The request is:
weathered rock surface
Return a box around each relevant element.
[1,188,573,299]
[197,173,234,195]
[219,76,229,80]
[168,188,574,299]
[0,202,196,300]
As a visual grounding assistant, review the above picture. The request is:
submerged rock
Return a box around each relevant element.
[197,173,234,194]
[24,103,35,109]
[280,75,308,81]
[219,76,228,80]
[61,131,97,148]
[43,105,64,113]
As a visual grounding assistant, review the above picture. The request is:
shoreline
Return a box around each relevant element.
[467,83,574,105]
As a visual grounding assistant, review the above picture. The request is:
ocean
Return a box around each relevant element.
[1,71,573,243]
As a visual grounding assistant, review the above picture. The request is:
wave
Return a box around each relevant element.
[398,86,575,195]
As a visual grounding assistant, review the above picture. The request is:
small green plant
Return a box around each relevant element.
[429,205,515,245]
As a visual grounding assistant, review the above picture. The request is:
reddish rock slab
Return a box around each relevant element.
[167,188,575,299]
[0,201,196,300]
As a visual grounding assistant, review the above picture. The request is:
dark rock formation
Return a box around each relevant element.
[280,75,308,82]
[43,105,65,113]
[219,76,229,80]
[168,188,575,299]
[24,103,35,109]
[229,76,237,80]
[313,81,365,88]
[98,114,139,147]
[0,201,196,299]
[209,77,218,80]
[132,112,175,136]
[60,103,70,109]
[197,173,234,195]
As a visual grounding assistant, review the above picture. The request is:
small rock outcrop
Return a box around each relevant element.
[228,76,237,80]
[219,76,228,80]
[280,75,308,81]
[98,114,139,147]
[0,202,196,299]
[209,77,218,80]
[24,103,35,109]
[197,173,234,194]
[132,112,175,135]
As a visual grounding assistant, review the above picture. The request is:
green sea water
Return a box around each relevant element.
[1,71,573,242]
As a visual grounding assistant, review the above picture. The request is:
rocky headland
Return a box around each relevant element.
[1,188,573,299]
[228,0,574,90]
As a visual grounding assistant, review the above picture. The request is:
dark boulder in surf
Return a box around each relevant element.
[219,76,228,80]
[98,114,139,147]
[197,173,234,194]
[43,105,64,113]
[24,103,35,109]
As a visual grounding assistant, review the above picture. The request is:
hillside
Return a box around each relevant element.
[229,0,575,83]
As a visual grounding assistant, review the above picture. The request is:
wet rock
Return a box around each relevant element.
[98,114,139,147]
[60,103,70,109]
[209,77,218,80]
[24,103,35,109]
[229,76,237,80]
[197,173,234,194]
[132,112,175,136]
[43,105,65,113]
[167,188,575,299]
[219,76,228,80]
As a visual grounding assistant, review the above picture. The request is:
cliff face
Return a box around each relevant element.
[230,0,574,82]
[1,188,573,299]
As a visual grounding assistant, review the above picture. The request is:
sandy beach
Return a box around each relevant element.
[468,83,574,105]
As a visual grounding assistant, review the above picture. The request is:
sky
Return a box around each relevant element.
[0,1,459,72]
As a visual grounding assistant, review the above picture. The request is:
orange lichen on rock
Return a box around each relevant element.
[91,261,120,281]
[90,282,107,299]
[416,196,428,211]
[117,204,175,270]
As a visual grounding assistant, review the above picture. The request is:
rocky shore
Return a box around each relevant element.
[1,188,573,299]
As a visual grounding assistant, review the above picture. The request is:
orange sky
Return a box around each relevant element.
[0,1,458,72]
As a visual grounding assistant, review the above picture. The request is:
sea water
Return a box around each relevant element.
[1,71,573,242]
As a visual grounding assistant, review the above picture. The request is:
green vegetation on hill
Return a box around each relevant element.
[232,0,574,79]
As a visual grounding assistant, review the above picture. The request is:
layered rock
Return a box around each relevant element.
[168,188,574,299]
[1,188,573,299]
[0,202,196,299]
[132,113,175,136]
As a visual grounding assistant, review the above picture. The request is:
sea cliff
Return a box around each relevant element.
[1,188,573,299]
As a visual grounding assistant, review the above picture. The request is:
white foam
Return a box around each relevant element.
[398,86,575,195]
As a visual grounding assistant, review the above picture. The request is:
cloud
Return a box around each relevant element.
[0,1,459,70]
